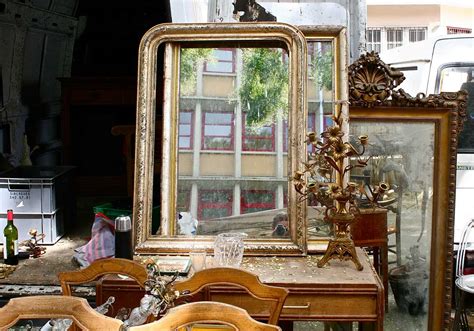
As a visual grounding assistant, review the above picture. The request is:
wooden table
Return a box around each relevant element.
[97,248,383,330]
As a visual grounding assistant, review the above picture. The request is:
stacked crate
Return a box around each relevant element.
[0,166,75,244]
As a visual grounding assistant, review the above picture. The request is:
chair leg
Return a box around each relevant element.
[453,288,470,331]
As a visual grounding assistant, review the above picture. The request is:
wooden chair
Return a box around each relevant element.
[58,258,148,296]
[58,258,148,330]
[0,295,123,330]
[129,301,281,331]
[173,267,288,326]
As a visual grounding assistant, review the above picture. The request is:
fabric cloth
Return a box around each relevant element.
[73,212,115,267]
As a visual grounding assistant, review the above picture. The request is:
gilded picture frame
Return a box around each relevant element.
[132,22,309,255]
[347,52,467,330]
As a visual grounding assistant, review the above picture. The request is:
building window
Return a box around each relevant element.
[204,49,235,73]
[202,112,234,150]
[387,29,403,49]
[179,111,193,150]
[409,28,427,43]
[447,26,472,35]
[198,190,233,220]
[241,190,275,214]
[367,28,382,53]
[242,114,275,152]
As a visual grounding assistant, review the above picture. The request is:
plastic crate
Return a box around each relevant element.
[0,166,74,214]
[93,199,160,232]
[0,209,64,244]
[93,198,133,220]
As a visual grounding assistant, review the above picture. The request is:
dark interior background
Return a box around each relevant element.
[66,0,171,196]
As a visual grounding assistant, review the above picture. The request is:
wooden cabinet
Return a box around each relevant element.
[352,208,389,307]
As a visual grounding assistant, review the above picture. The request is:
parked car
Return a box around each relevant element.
[380,34,474,242]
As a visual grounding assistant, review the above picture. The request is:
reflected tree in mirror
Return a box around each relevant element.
[180,48,213,95]
[308,44,333,91]
[240,48,288,126]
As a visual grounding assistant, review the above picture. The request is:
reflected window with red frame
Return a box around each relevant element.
[204,49,236,73]
[202,112,234,150]
[242,113,275,152]
[179,111,193,150]
[198,189,233,220]
[241,190,275,214]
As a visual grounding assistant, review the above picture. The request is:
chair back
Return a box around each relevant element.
[0,295,123,330]
[457,219,474,278]
[174,267,288,325]
[58,258,148,295]
[129,301,281,331]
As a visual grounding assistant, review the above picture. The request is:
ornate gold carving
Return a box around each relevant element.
[348,51,405,107]
[348,51,468,134]
[390,89,468,134]
[293,102,387,270]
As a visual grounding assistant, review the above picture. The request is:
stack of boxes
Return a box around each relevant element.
[0,166,75,244]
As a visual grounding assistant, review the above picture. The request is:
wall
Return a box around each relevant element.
[368,5,440,27]
[440,5,474,32]
[0,0,78,167]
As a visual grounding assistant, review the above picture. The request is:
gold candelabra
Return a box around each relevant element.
[293,104,387,270]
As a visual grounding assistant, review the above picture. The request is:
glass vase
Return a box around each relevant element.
[213,232,247,268]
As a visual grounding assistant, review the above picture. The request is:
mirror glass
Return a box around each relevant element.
[350,120,435,328]
[304,40,335,240]
[174,46,290,238]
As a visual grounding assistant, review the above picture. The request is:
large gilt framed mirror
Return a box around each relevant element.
[298,26,349,252]
[132,22,310,255]
[347,52,467,330]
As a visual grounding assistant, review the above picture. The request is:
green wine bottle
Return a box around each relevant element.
[3,209,18,265]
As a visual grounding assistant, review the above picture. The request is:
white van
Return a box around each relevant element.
[380,35,474,242]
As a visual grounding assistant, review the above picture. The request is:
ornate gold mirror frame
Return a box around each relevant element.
[348,52,467,330]
[298,26,350,253]
[132,23,309,255]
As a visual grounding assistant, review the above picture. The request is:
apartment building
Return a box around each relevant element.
[366,0,474,52]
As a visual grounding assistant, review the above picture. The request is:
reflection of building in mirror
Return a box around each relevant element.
[174,45,333,238]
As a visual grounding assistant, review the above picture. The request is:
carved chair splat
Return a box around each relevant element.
[58,258,148,296]
[129,301,281,331]
[0,295,123,331]
[174,267,289,326]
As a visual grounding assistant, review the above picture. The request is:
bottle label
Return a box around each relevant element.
[3,239,18,259]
